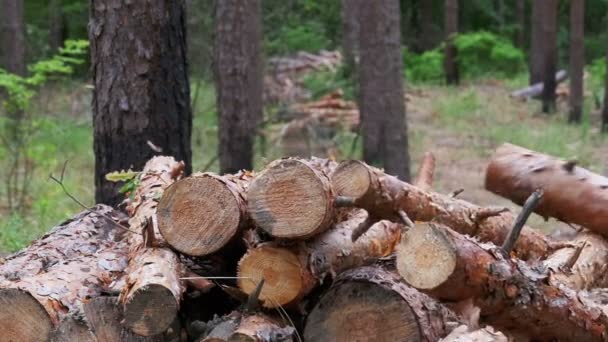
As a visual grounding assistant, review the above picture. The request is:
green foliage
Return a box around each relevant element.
[588,57,606,106]
[301,68,355,100]
[404,48,444,83]
[454,31,525,78]
[265,21,331,55]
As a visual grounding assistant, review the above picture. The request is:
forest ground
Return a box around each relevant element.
[1,73,605,252]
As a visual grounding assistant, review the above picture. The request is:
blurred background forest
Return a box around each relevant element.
[1,0,607,252]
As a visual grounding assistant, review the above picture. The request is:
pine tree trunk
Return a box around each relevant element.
[341,0,361,74]
[0,0,25,75]
[515,0,525,50]
[418,0,437,51]
[48,0,65,53]
[569,0,585,123]
[542,0,559,113]
[89,0,192,206]
[358,0,410,180]
[444,0,459,85]
[214,0,263,174]
[530,0,544,85]
[486,143,608,237]
[602,42,608,132]
[331,160,557,261]
[397,223,608,341]
[304,266,458,341]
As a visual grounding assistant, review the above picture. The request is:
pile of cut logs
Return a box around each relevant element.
[3,142,608,341]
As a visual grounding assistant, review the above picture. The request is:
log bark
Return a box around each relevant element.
[197,311,295,342]
[440,325,508,342]
[0,205,130,342]
[247,158,337,239]
[510,70,567,100]
[158,171,252,256]
[304,266,458,342]
[120,156,186,336]
[414,151,436,191]
[396,222,608,341]
[237,210,402,308]
[485,143,608,237]
[331,160,556,260]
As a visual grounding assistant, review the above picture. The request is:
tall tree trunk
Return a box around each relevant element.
[418,0,437,51]
[341,0,361,74]
[214,0,263,174]
[603,44,608,132]
[515,0,525,50]
[0,0,26,75]
[358,0,410,180]
[530,0,544,85]
[89,0,192,206]
[569,0,585,123]
[48,0,65,54]
[444,0,459,85]
[542,0,559,113]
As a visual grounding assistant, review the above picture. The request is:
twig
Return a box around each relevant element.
[563,241,587,273]
[351,215,374,242]
[449,188,464,198]
[50,160,140,235]
[245,278,265,313]
[202,154,219,172]
[397,210,415,228]
[472,207,509,223]
[334,196,356,207]
[502,189,543,256]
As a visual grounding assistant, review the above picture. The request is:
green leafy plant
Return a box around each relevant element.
[403,48,444,83]
[265,21,331,55]
[454,31,525,78]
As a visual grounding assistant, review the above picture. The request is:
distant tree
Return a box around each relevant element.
[444,0,459,85]
[417,0,437,52]
[0,0,26,75]
[602,47,608,132]
[569,0,585,123]
[530,0,544,85]
[214,0,263,174]
[358,0,410,180]
[515,0,525,50]
[541,0,558,113]
[48,0,66,53]
[341,0,361,74]
[89,0,192,206]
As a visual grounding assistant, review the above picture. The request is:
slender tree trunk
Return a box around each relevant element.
[530,0,544,85]
[48,0,65,54]
[341,0,361,74]
[444,0,459,85]
[358,0,410,180]
[0,0,26,75]
[603,45,608,132]
[542,0,559,113]
[214,0,263,174]
[418,0,437,51]
[569,0,585,123]
[89,0,192,206]
[515,0,525,50]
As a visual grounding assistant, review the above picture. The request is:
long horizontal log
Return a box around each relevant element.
[0,205,130,342]
[331,160,556,260]
[510,70,568,99]
[120,156,185,336]
[237,210,401,308]
[486,143,608,236]
[396,222,608,341]
[304,266,459,342]
[158,171,252,256]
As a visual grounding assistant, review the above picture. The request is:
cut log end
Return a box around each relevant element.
[331,160,372,199]
[248,159,334,238]
[158,175,243,256]
[237,246,308,308]
[304,281,422,341]
[396,223,457,290]
[123,284,179,336]
[0,289,53,342]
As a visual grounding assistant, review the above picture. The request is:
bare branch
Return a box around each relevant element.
[502,189,544,256]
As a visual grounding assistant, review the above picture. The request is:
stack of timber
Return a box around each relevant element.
[6,143,608,341]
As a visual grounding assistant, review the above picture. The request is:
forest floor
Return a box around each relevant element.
[0,74,606,252]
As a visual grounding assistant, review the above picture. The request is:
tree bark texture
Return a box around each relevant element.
[341,0,361,74]
[198,311,294,342]
[396,223,608,341]
[542,0,559,113]
[444,0,459,85]
[331,160,557,261]
[515,0,525,50]
[569,0,585,123]
[0,205,130,342]
[530,0,544,85]
[237,210,402,308]
[48,0,66,53]
[214,0,263,174]
[485,143,608,237]
[89,0,192,206]
[602,36,608,132]
[418,0,438,52]
[304,266,458,342]
[440,325,508,342]
[0,0,26,75]
[120,156,186,336]
[358,0,410,181]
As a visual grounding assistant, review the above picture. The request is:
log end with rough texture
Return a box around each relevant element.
[247,159,334,238]
[158,174,244,256]
[0,288,53,342]
[229,314,295,342]
[331,160,372,199]
[124,284,179,336]
[237,246,311,308]
[396,223,457,290]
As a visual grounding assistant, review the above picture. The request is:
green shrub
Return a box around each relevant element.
[588,57,606,106]
[265,21,331,55]
[403,48,444,83]
[454,31,525,78]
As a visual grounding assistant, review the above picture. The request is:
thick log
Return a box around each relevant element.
[510,69,568,100]
[331,160,555,260]
[486,143,608,236]
[197,311,295,342]
[237,210,401,308]
[0,205,130,342]
[120,156,186,336]
[247,158,337,239]
[440,325,508,342]
[304,266,458,342]
[158,171,252,256]
[396,222,608,341]
[414,151,436,191]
